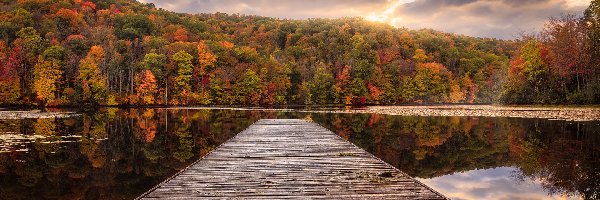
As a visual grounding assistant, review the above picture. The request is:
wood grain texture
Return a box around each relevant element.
[140,119,447,199]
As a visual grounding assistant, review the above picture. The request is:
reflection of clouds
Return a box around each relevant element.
[417,167,582,200]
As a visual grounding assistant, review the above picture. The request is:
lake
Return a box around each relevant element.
[0,108,598,199]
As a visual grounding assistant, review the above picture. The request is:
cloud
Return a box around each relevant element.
[389,0,591,39]
[139,0,591,39]
[140,0,389,19]
[417,167,580,200]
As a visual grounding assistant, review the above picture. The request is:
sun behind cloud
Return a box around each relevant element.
[364,0,412,24]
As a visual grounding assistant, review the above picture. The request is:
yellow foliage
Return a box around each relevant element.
[33,57,62,105]
[0,78,20,104]
[412,48,429,63]
[449,82,466,103]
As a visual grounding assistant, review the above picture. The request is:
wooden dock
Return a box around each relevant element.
[139,119,446,199]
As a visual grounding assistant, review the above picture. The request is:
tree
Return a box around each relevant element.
[0,8,33,42]
[0,43,21,104]
[542,14,588,102]
[52,8,86,38]
[33,46,65,105]
[15,27,45,98]
[516,40,550,102]
[413,63,453,102]
[113,14,154,40]
[136,70,157,105]
[261,57,290,105]
[78,45,107,104]
[350,33,376,79]
[412,48,428,63]
[400,77,417,102]
[234,46,259,63]
[209,68,234,105]
[461,75,478,103]
[350,78,368,105]
[171,50,194,104]
[370,66,395,104]
[142,53,166,79]
[296,81,312,105]
[197,41,217,74]
[584,0,600,64]
[196,41,217,94]
[335,65,352,104]
[583,0,600,103]
[234,69,262,105]
[173,28,188,42]
[310,65,334,104]
[367,83,382,104]
[16,28,43,56]
[448,81,465,103]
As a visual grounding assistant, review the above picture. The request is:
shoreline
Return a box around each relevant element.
[0,110,81,120]
[314,105,600,122]
[1,105,599,121]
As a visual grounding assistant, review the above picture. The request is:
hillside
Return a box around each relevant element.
[0,0,597,106]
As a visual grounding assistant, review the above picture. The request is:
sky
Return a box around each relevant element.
[138,0,592,39]
[417,167,581,200]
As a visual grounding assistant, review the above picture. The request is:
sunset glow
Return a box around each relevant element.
[364,0,409,24]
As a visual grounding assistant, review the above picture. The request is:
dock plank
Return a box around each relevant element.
[140,119,446,199]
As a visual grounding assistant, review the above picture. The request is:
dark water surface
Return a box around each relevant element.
[0,108,598,199]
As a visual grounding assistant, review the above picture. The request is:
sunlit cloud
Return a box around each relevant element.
[366,0,591,39]
[566,0,590,7]
[365,0,412,23]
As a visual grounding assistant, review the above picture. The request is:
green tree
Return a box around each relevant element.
[400,77,417,102]
[0,8,33,41]
[350,33,376,79]
[171,51,194,105]
[142,53,166,79]
[234,69,261,105]
[310,65,334,104]
[113,14,154,40]
[350,78,368,104]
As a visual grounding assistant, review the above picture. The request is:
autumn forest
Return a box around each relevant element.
[1,0,599,106]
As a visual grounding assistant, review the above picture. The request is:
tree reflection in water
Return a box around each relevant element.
[311,113,599,199]
[0,109,597,199]
[0,108,300,199]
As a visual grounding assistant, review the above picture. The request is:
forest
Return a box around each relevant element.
[0,0,598,106]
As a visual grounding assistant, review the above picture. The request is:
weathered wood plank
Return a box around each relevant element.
[139,119,446,199]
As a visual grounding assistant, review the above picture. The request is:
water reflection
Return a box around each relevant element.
[418,167,580,200]
[0,109,598,199]
[0,108,302,199]
[311,113,599,200]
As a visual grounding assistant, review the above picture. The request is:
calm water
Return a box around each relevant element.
[0,108,598,199]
